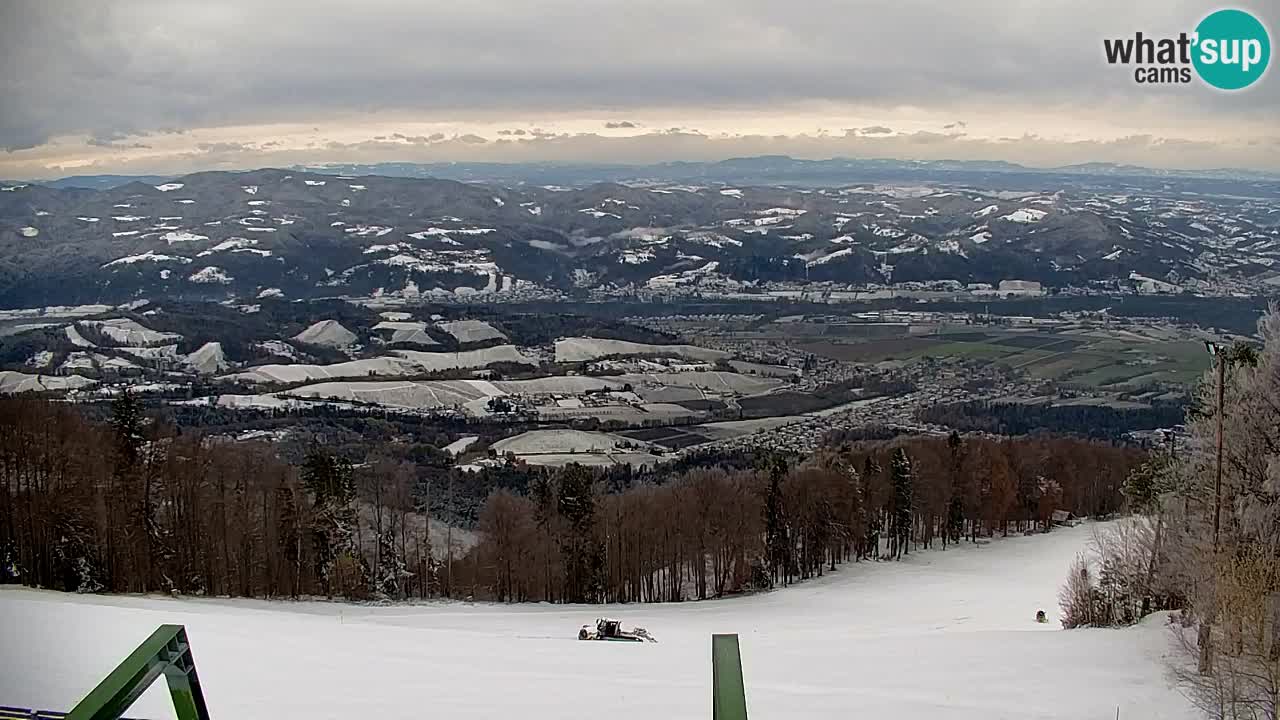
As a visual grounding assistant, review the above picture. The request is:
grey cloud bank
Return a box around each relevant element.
[0,0,1276,173]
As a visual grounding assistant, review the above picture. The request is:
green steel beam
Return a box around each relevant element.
[67,624,210,720]
[712,633,748,720]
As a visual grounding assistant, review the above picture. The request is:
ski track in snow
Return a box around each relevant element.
[0,523,1195,719]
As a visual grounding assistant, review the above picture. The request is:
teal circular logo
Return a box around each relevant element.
[1192,9,1271,90]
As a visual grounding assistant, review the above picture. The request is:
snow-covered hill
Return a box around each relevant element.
[0,524,1196,719]
[2,166,1278,306]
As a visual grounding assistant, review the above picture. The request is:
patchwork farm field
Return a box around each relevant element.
[799,326,1210,390]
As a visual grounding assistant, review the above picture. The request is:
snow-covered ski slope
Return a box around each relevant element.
[0,523,1195,719]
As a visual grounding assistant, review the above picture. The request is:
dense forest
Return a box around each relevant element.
[917,399,1186,440]
[0,392,1141,603]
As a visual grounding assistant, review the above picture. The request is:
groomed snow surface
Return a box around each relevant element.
[0,524,1194,720]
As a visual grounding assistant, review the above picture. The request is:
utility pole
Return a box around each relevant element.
[1211,342,1225,551]
[1196,340,1259,675]
[1201,340,1226,677]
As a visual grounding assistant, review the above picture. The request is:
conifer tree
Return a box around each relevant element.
[946,432,966,543]
[557,464,602,603]
[375,527,409,599]
[863,456,882,559]
[763,454,788,585]
[890,448,914,561]
[301,445,358,596]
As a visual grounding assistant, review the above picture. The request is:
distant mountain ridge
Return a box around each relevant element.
[0,165,1277,309]
[21,155,1280,192]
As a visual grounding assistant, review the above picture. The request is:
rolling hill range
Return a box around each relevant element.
[1,164,1278,307]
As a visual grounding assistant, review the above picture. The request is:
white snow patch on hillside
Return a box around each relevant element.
[188,266,232,284]
[970,231,992,244]
[349,184,366,191]
[162,231,209,245]
[807,248,853,266]
[247,200,268,206]
[76,217,99,223]
[305,180,326,186]
[79,318,181,347]
[719,188,743,197]
[343,225,393,237]
[686,232,741,248]
[112,215,146,222]
[154,183,184,192]
[1000,208,1048,223]
[65,326,95,348]
[198,238,258,257]
[103,252,192,267]
[19,226,38,237]
[371,321,440,347]
[0,524,1197,720]
[492,196,504,206]
[245,227,277,233]
[293,320,357,347]
[176,199,195,204]
[493,429,637,455]
[443,435,480,456]
[111,231,140,238]
[186,342,229,375]
[224,346,534,385]
[257,288,284,299]
[973,204,999,218]
[406,227,491,242]
[555,337,727,363]
[436,319,506,344]
[0,372,95,394]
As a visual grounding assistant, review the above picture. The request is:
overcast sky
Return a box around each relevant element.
[1,0,1276,178]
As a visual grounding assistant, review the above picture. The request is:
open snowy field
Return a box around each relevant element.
[0,523,1196,719]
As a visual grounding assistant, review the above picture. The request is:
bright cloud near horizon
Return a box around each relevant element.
[1,0,1277,179]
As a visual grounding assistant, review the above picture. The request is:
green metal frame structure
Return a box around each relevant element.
[712,634,748,720]
[67,624,210,720]
[52,624,740,719]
